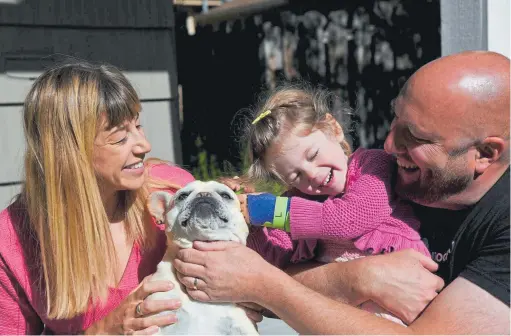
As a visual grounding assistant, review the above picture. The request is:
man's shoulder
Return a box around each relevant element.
[462,168,510,235]
[478,167,509,213]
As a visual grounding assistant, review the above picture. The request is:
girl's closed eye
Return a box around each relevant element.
[308,149,319,161]
[290,172,300,185]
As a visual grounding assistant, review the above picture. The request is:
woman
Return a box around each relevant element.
[0,61,194,334]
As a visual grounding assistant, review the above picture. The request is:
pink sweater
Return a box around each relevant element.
[0,164,194,334]
[248,148,430,268]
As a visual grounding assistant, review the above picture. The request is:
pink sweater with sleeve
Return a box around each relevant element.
[0,164,194,335]
[248,148,430,268]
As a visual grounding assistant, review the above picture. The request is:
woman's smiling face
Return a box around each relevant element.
[93,113,152,196]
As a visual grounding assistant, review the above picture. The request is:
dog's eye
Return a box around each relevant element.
[177,192,190,201]
[219,192,233,200]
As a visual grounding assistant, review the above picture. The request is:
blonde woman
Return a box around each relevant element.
[0,61,196,334]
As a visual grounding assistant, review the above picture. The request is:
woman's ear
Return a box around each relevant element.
[324,113,345,143]
[474,137,507,174]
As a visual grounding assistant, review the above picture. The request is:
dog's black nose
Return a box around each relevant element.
[197,192,211,198]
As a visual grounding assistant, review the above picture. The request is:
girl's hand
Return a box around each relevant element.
[237,302,264,327]
[85,275,181,335]
[217,176,256,193]
[173,241,274,304]
[237,193,250,223]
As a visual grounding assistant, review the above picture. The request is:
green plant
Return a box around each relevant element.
[191,135,286,195]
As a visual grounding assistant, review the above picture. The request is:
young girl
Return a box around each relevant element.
[240,84,430,325]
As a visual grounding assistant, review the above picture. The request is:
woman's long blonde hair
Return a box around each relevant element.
[19,61,160,319]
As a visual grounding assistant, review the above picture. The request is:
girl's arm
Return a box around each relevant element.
[246,227,296,269]
[246,150,419,243]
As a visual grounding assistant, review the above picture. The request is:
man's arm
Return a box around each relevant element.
[286,261,367,305]
[286,249,444,324]
[411,276,509,334]
[259,269,509,335]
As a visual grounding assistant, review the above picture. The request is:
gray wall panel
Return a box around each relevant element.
[0,105,24,184]
[441,0,488,55]
[0,0,174,28]
[0,184,21,209]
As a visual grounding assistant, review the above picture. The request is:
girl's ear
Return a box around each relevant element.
[324,113,345,143]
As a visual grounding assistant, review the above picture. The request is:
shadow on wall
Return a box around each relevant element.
[175,0,440,176]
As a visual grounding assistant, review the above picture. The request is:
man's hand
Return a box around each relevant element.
[173,241,274,303]
[362,249,444,324]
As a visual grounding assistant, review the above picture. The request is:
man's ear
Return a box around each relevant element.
[148,191,174,225]
[474,137,507,174]
[324,113,345,143]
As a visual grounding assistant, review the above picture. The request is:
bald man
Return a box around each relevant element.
[174,51,510,334]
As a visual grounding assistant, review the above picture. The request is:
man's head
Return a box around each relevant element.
[384,51,510,208]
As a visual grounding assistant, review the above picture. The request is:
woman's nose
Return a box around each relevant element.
[134,132,152,155]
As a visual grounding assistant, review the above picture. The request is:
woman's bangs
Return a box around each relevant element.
[101,83,141,129]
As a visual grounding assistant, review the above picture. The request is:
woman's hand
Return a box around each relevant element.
[85,275,181,335]
[361,249,444,324]
[173,241,274,303]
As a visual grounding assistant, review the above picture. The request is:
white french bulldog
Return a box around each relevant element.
[147,180,258,335]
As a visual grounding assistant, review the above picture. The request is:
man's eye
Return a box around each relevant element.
[408,132,428,144]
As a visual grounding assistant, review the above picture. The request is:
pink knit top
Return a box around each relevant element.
[0,164,195,334]
[248,148,430,268]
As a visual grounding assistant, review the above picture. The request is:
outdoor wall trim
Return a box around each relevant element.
[186,0,289,35]
[441,0,488,56]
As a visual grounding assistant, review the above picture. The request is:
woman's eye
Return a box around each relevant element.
[136,124,143,130]
[219,192,233,200]
[310,149,319,160]
[112,136,128,145]
[177,192,190,201]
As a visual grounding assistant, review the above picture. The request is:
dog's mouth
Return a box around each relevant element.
[181,198,229,227]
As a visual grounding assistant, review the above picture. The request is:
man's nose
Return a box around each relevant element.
[384,123,405,155]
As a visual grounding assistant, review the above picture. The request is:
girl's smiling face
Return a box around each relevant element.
[268,127,349,197]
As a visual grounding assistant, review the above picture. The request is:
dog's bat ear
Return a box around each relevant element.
[148,191,174,224]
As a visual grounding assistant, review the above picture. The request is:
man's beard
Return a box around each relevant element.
[396,155,473,205]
